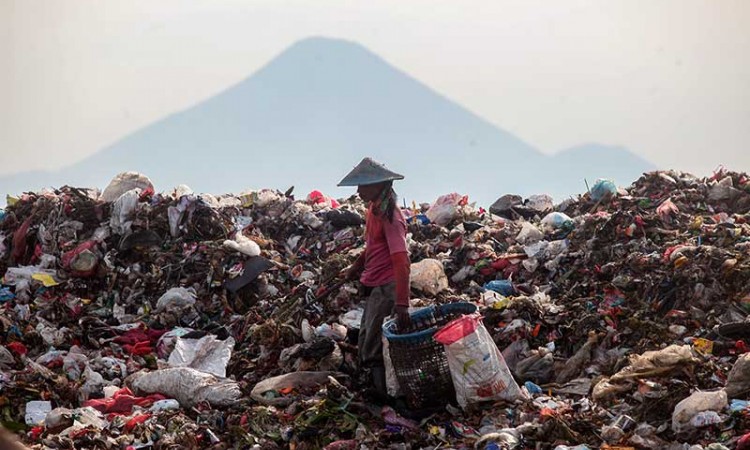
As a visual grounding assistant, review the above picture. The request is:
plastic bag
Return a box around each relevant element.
[657,198,679,223]
[223,233,261,257]
[591,179,617,201]
[339,308,364,330]
[167,196,194,237]
[61,240,98,277]
[172,184,193,198]
[129,367,241,408]
[672,389,727,433]
[516,222,543,244]
[156,287,196,312]
[307,190,340,209]
[434,314,526,408]
[410,259,449,296]
[168,335,235,378]
[250,371,337,407]
[3,265,57,286]
[382,318,402,398]
[315,323,347,341]
[25,400,52,425]
[726,353,750,397]
[541,212,573,232]
[102,172,154,203]
[484,280,515,296]
[425,193,467,226]
[251,189,282,208]
[110,189,140,235]
[611,344,698,382]
[156,327,194,359]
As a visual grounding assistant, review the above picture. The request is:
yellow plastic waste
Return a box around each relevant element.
[31,273,60,287]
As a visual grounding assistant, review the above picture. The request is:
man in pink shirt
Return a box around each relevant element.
[338,157,411,400]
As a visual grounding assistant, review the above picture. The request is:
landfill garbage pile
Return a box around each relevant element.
[0,169,749,449]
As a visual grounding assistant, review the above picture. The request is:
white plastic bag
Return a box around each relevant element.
[156,287,197,312]
[168,335,235,378]
[434,314,526,408]
[425,193,465,226]
[25,400,52,425]
[671,389,727,434]
[110,189,140,235]
[223,233,261,257]
[410,258,449,296]
[250,371,336,407]
[726,353,750,397]
[102,172,153,203]
[382,318,402,398]
[541,212,573,232]
[516,222,544,244]
[129,367,241,408]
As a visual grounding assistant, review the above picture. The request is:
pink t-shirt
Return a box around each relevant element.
[360,204,408,287]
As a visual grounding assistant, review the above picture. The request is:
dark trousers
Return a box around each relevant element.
[358,282,396,369]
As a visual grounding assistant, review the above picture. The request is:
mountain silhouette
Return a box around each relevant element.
[0,37,655,206]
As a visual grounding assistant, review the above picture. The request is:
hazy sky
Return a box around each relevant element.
[2,0,749,177]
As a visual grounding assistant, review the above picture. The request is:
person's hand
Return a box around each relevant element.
[340,266,359,281]
[395,305,411,331]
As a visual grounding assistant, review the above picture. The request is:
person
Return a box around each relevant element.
[338,157,411,399]
[0,427,29,450]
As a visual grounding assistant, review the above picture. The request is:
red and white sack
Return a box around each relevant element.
[434,313,526,408]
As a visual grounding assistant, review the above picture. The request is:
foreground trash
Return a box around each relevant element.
[0,168,749,448]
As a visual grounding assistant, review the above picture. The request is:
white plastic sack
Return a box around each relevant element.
[382,318,402,398]
[672,389,727,434]
[339,308,364,330]
[167,196,194,237]
[129,367,241,408]
[168,335,235,378]
[250,371,337,407]
[726,353,750,398]
[80,365,106,400]
[253,189,282,208]
[110,189,140,235]
[434,314,526,409]
[611,344,697,382]
[25,400,52,426]
[156,287,196,312]
[410,258,449,296]
[541,212,573,231]
[102,172,153,203]
[156,328,194,359]
[3,265,57,286]
[516,222,543,244]
[315,323,347,341]
[173,184,194,198]
[425,193,465,226]
[223,233,261,257]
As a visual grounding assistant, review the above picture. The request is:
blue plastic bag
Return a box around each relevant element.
[483,280,515,296]
[525,381,543,394]
[591,179,617,201]
[406,214,430,225]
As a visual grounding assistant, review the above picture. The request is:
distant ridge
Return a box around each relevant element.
[0,37,656,205]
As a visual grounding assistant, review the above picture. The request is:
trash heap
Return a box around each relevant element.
[1,169,750,449]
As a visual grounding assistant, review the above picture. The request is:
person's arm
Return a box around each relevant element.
[383,210,411,330]
[343,250,366,281]
[0,427,29,450]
